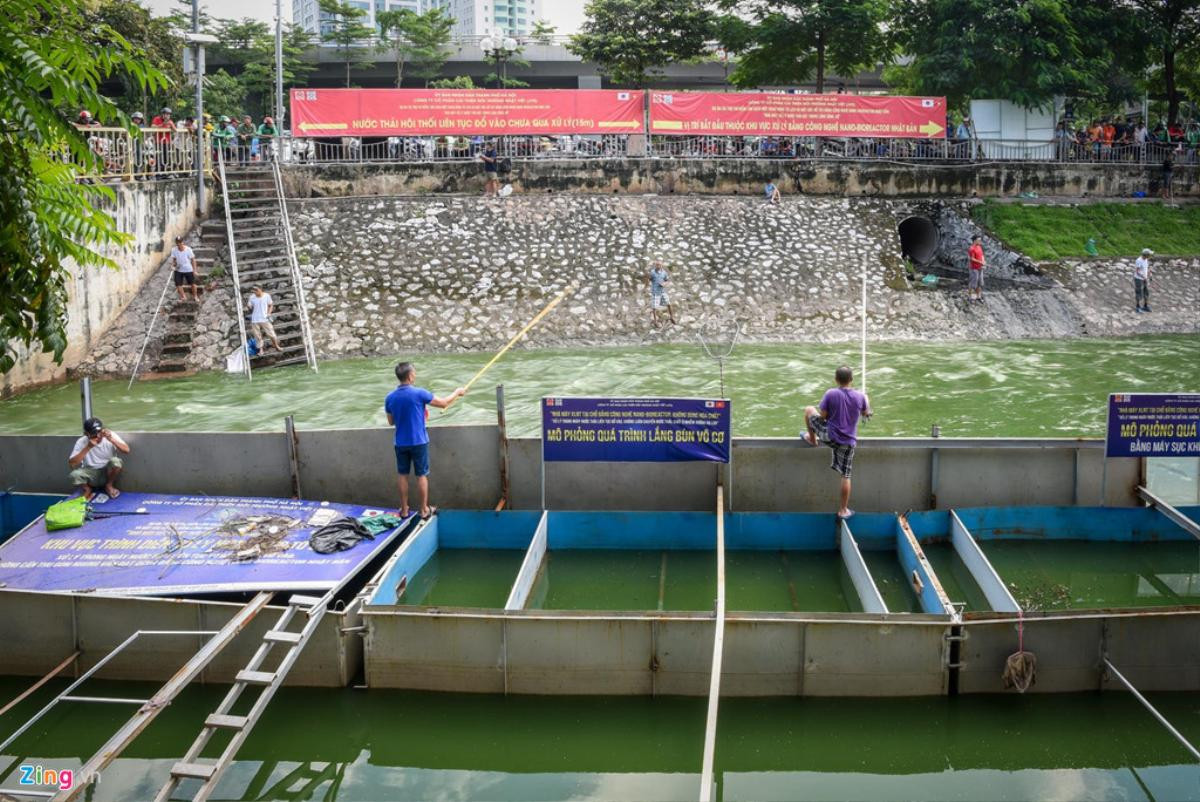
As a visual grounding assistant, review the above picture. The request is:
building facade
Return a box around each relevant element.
[294,0,550,38]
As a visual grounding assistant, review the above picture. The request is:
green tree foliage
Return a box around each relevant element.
[238,25,316,118]
[570,0,716,87]
[319,0,375,88]
[1131,0,1200,123]
[378,7,456,88]
[0,0,169,373]
[201,68,247,120]
[530,19,557,45]
[887,0,1092,109]
[86,0,183,116]
[717,0,890,92]
[429,74,476,89]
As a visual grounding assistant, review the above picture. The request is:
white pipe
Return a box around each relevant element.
[860,258,868,394]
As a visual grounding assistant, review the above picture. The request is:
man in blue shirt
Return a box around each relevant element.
[385,362,465,520]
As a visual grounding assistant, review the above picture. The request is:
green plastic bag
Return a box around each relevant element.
[45,496,89,531]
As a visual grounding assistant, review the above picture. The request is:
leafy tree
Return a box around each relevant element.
[1130,0,1200,124]
[569,0,716,87]
[86,0,184,116]
[530,19,557,45]
[0,0,169,373]
[886,0,1091,109]
[237,24,316,118]
[319,0,375,87]
[1063,0,1148,107]
[201,68,248,120]
[717,0,890,92]
[378,7,455,88]
[429,74,476,89]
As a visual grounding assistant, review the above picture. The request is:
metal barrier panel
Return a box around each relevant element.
[545,511,717,549]
[954,505,1196,542]
[958,616,1101,694]
[795,618,949,696]
[839,521,887,614]
[724,512,839,550]
[505,512,548,610]
[364,611,506,692]
[895,518,954,615]
[366,517,438,605]
[949,509,1020,612]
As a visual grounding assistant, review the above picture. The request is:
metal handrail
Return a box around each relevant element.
[216,147,253,381]
[271,157,319,372]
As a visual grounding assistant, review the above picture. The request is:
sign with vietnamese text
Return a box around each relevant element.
[0,492,407,595]
[290,88,646,137]
[542,397,731,463]
[649,92,947,138]
[1106,393,1200,457]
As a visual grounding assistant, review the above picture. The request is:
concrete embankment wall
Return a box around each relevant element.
[0,427,1141,511]
[1,180,198,397]
[282,159,1198,200]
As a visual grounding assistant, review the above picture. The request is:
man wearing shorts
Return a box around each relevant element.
[247,286,281,353]
[68,417,131,500]
[802,365,872,519]
[385,362,465,520]
[967,235,985,303]
[647,259,676,327]
[169,236,199,302]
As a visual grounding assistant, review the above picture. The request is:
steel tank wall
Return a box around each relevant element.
[0,429,1142,511]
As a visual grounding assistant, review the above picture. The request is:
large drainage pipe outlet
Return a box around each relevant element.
[898,216,940,264]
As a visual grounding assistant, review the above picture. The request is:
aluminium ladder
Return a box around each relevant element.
[152,592,331,802]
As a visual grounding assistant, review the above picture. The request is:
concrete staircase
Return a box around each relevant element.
[222,163,313,371]
[154,220,225,374]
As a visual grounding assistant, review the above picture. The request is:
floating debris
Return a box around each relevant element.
[1008,580,1071,610]
[211,515,302,562]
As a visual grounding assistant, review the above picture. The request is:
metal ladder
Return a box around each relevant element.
[271,158,318,372]
[0,592,273,802]
[153,592,331,802]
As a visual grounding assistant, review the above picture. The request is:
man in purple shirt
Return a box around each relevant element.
[802,365,872,519]
[385,362,465,520]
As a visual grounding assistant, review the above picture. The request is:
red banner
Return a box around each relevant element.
[649,92,947,139]
[290,88,645,137]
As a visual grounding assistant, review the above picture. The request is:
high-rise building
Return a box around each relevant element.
[294,0,423,38]
[423,0,544,38]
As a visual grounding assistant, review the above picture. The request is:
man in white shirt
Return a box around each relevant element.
[68,417,131,500]
[247,286,282,352]
[1134,248,1152,313]
[169,236,200,302]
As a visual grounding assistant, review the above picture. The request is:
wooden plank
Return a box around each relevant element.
[0,651,80,718]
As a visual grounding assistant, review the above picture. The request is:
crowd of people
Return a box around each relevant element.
[74,107,280,179]
[1054,117,1200,163]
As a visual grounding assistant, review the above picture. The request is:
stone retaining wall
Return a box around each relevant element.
[282,159,1199,200]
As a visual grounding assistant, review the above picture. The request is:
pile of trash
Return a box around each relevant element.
[211,515,303,562]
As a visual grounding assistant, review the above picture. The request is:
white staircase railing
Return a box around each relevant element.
[271,158,318,372]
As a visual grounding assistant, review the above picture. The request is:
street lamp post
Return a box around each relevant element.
[479,33,518,90]
[183,31,219,216]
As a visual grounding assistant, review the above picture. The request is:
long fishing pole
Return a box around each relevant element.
[442,283,576,413]
[860,258,868,395]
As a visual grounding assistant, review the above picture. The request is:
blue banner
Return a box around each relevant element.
[1106,393,1200,458]
[0,492,408,596]
[542,397,731,463]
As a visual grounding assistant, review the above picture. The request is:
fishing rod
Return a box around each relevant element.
[441,283,576,414]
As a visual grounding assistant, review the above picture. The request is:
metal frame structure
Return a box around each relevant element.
[216,146,253,381]
[271,158,319,372]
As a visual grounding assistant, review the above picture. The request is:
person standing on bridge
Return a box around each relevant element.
[967,235,986,303]
[802,365,872,520]
[385,362,465,520]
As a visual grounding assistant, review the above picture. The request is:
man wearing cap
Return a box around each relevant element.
[69,418,131,500]
[1134,248,1152,313]
[169,236,200,302]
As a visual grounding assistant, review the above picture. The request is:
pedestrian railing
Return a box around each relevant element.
[70,128,1199,180]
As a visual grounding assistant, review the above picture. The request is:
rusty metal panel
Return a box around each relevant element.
[802,620,948,696]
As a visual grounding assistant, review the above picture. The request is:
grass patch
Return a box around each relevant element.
[971,201,1200,261]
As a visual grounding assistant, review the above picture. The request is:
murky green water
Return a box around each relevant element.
[3,679,1200,801]
[923,543,992,612]
[3,335,1198,437]
[982,541,1200,610]
[398,548,526,608]
[726,551,861,612]
[527,550,717,611]
[862,550,922,613]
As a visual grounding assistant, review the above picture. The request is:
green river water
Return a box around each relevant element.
[3,679,1200,801]
[2,335,1198,437]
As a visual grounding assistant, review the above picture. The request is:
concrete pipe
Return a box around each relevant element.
[898,216,940,264]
